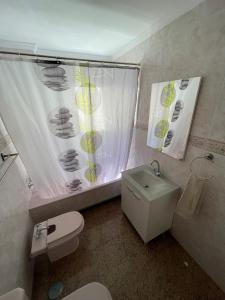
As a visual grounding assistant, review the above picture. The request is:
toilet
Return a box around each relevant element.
[63,282,112,300]
[0,283,113,300]
[31,211,84,262]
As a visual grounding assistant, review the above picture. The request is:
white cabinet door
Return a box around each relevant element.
[121,181,149,241]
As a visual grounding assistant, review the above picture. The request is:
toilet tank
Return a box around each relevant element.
[0,288,29,300]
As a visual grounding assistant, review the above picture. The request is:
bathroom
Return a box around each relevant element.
[0,0,225,299]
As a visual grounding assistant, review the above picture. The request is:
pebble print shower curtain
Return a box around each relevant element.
[0,60,138,198]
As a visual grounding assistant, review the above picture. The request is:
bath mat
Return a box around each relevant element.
[48,281,64,299]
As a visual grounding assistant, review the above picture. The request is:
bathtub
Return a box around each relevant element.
[29,179,121,222]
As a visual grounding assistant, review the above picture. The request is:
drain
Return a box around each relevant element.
[144,184,149,188]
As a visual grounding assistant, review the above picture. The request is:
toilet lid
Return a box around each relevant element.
[62,282,112,300]
[47,211,84,245]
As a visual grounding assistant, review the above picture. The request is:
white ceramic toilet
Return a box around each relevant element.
[0,283,113,300]
[31,211,84,262]
[63,283,112,300]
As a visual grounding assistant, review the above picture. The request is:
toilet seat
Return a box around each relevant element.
[62,282,112,300]
[47,211,84,248]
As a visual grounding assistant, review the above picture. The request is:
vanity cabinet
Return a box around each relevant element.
[121,166,180,243]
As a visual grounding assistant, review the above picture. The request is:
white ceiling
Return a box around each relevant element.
[0,0,204,59]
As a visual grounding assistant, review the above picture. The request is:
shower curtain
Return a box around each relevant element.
[0,60,138,198]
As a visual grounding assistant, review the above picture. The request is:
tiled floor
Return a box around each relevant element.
[33,197,225,300]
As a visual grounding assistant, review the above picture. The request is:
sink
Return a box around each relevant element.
[130,170,161,189]
[121,165,180,243]
[122,165,177,202]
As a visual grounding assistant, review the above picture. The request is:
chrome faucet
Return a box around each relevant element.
[35,224,48,239]
[150,160,161,177]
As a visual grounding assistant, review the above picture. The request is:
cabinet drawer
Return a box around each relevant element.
[121,181,149,240]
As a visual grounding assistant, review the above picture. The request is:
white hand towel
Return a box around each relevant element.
[176,174,205,218]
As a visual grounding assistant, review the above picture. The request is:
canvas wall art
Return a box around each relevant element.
[147,77,201,159]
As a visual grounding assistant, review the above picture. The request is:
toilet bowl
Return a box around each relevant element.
[31,211,84,262]
[0,283,112,300]
[63,282,112,300]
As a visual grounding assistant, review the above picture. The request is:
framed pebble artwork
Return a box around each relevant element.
[147,77,201,160]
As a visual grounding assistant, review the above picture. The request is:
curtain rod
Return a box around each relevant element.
[0,50,140,70]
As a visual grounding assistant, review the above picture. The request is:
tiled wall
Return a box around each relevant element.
[0,118,11,158]
[0,118,33,296]
[0,134,11,153]
[117,0,225,291]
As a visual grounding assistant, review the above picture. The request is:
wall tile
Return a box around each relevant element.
[0,120,33,296]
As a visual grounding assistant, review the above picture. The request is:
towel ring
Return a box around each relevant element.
[189,154,214,181]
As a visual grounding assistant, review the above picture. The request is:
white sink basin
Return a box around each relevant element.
[121,165,180,243]
[123,165,178,202]
[130,170,159,188]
